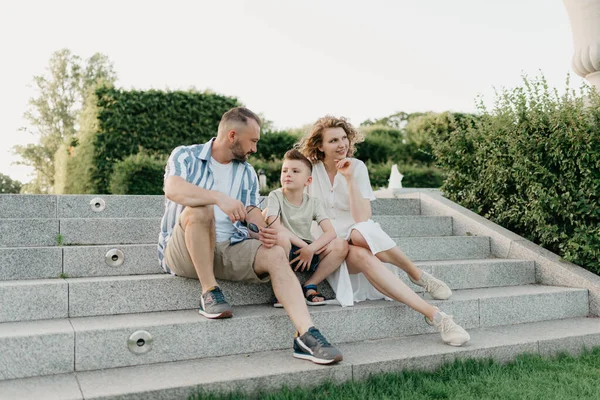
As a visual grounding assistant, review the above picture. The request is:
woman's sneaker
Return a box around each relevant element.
[410,272,452,300]
[199,286,232,319]
[293,327,343,364]
[427,311,470,346]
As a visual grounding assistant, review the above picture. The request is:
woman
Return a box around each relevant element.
[297,115,470,347]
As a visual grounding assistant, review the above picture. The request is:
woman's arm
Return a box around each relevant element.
[337,160,372,222]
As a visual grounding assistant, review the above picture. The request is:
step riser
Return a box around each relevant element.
[0,248,62,280]
[0,320,73,381]
[0,260,535,321]
[1,216,452,247]
[0,288,589,379]
[0,281,68,322]
[394,236,490,260]
[0,220,59,247]
[71,290,586,371]
[4,318,600,398]
[1,196,420,219]
[372,216,452,237]
[60,219,160,245]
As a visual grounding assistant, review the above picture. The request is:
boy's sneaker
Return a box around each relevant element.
[293,327,343,364]
[427,311,470,347]
[199,286,232,319]
[410,271,452,300]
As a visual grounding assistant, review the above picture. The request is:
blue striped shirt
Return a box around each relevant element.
[157,138,260,274]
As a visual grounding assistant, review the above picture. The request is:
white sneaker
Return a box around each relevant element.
[428,311,470,346]
[410,272,452,300]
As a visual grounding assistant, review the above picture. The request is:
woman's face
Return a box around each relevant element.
[319,127,349,162]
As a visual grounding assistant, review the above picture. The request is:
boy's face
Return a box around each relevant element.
[280,159,312,190]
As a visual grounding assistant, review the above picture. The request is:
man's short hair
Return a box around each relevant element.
[219,107,261,133]
[283,149,313,173]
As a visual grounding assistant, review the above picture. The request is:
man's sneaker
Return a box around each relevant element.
[410,271,452,300]
[199,286,232,319]
[293,327,343,364]
[427,311,470,346]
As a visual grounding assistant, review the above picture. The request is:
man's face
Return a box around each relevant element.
[280,159,311,190]
[231,119,260,162]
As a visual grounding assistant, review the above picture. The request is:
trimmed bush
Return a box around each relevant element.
[109,152,166,195]
[432,75,600,273]
[61,86,239,194]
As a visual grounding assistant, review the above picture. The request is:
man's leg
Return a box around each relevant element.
[254,245,313,334]
[253,244,343,364]
[180,205,218,293]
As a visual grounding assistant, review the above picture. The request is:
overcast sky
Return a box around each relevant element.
[0,0,584,183]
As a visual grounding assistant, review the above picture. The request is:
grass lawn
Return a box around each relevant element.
[191,347,600,400]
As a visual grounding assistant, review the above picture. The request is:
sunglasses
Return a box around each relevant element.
[240,198,281,233]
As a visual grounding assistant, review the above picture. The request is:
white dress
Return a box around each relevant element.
[309,159,399,306]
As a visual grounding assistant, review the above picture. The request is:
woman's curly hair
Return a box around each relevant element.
[296,116,365,163]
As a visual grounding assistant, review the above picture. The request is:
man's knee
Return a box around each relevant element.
[258,245,290,273]
[181,205,214,228]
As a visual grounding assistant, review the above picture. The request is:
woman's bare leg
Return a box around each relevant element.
[349,230,422,281]
[345,244,438,320]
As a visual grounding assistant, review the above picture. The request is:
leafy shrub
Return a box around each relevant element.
[62,86,239,193]
[254,131,300,161]
[0,173,22,193]
[109,152,166,195]
[432,75,600,273]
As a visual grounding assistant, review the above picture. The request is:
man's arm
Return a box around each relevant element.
[164,176,246,222]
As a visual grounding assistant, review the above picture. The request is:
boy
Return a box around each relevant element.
[266,149,348,306]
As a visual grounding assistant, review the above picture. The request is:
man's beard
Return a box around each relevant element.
[231,140,249,162]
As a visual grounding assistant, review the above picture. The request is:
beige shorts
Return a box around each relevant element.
[164,219,269,283]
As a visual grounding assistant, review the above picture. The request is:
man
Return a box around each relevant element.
[157,107,344,364]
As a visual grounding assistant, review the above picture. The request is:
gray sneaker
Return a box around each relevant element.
[427,311,470,347]
[410,271,452,300]
[199,286,232,319]
[293,327,343,364]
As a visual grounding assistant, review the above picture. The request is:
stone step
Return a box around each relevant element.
[0,235,490,282]
[0,215,452,248]
[0,284,588,379]
[2,317,598,400]
[1,195,421,219]
[371,215,453,237]
[0,258,534,322]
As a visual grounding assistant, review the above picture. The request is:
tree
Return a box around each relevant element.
[0,173,22,194]
[14,49,117,193]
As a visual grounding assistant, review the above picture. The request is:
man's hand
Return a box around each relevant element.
[336,158,354,179]
[290,246,316,272]
[216,193,246,222]
[258,227,278,248]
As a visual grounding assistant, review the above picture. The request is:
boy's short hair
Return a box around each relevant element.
[283,149,313,173]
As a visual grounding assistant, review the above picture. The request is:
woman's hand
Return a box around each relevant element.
[335,158,354,179]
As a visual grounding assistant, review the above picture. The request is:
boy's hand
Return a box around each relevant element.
[290,246,316,272]
[258,227,278,248]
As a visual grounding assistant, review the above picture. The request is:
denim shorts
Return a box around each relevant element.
[289,242,321,272]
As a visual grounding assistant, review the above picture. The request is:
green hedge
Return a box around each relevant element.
[60,87,239,194]
[432,76,600,274]
[109,152,166,195]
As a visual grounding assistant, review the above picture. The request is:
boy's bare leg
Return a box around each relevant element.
[349,230,422,281]
[181,205,218,293]
[254,245,313,334]
[303,238,348,301]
